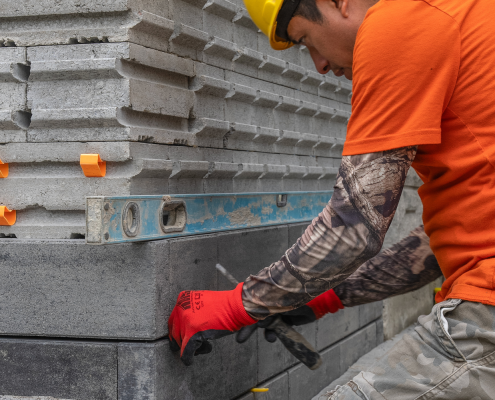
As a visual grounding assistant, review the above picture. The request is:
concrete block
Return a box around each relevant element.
[288,343,341,400]
[0,239,169,339]
[228,122,258,141]
[358,301,383,328]
[376,318,384,345]
[260,164,286,180]
[288,222,309,247]
[316,306,360,351]
[382,280,437,340]
[170,160,210,179]
[226,83,257,103]
[203,37,238,60]
[0,337,117,400]
[339,323,377,373]
[160,333,257,400]
[258,322,316,383]
[203,0,238,20]
[233,47,263,69]
[0,335,257,400]
[190,74,231,97]
[233,163,263,192]
[296,100,318,118]
[253,127,279,145]
[276,130,300,147]
[241,372,289,400]
[167,234,218,312]
[217,225,288,290]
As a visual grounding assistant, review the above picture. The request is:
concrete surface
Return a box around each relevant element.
[312,324,417,399]
[0,320,382,400]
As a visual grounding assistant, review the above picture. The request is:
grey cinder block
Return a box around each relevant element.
[288,343,341,400]
[338,323,377,374]
[316,306,360,351]
[0,338,117,400]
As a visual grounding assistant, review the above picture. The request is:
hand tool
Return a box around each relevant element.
[216,263,322,370]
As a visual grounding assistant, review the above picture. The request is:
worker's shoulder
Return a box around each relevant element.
[363,0,457,28]
[359,0,458,43]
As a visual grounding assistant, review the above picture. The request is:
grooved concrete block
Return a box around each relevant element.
[338,322,377,374]
[0,4,174,52]
[316,306,360,351]
[121,335,257,400]
[217,226,288,290]
[239,372,289,400]
[0,337,117,400]
[257,322,316,383]
[359,301,383,328]
[288,343,341,400]
[167,234,219,314]
[27,43,194,118]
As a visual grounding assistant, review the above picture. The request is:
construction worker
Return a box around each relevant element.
[169,0,495,397]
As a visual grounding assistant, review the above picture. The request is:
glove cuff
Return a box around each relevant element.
[307,289,344,319]
[228,283,257,328]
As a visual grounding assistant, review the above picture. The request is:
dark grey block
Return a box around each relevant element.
[316,306,360,351]
[288,343,341,400]
[257,322,316,382]
[167,234,219,316]
[0,226,292,340]
[339,323,377,374]
[217,226,288,290]
[0,335,258,400]
[358,301,383,328]
[376,318,384,346]
[118,341,168,400]
[0,337,117,400]
[0,239,169,340]
[158,334,257,400]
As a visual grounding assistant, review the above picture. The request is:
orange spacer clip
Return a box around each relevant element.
[80,154,106,177]
[0,159,8,178]
[0,206,16,226]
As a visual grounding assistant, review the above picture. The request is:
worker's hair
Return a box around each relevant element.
[293,0,324,24]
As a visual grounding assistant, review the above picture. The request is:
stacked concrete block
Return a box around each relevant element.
[0,226,383,400]
[0,0,422,398]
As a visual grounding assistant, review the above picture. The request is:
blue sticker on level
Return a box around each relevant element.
[86,191,332,245]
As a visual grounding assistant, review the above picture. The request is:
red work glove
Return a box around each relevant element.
[168,282,256,366]
[237,289,343,343]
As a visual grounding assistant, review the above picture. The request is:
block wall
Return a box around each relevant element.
[0,1,425,398]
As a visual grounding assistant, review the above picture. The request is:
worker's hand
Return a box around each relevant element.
[168,283,256,366]
[236,289,343,343]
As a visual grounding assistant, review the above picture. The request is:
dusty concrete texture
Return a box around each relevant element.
[0,226,382,341]
[0,320,382,400]
[312,324,417,399]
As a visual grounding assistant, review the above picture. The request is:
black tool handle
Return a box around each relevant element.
[268,316,322,370]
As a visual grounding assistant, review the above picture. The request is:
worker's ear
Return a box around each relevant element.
[337,0,349,17]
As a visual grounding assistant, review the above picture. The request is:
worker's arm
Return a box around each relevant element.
[334,225,442,307]
[242,146,418,319]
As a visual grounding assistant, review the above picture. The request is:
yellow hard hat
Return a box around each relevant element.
[243,0,297,50]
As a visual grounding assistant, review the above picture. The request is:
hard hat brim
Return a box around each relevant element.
[270,26,294,50]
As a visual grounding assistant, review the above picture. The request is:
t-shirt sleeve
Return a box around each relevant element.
[343,0,460,156]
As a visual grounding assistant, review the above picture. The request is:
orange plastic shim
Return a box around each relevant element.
[80,154,106,177]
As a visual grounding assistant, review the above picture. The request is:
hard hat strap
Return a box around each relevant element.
[275,0,302,42]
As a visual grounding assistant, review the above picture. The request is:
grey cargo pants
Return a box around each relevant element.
[322,299,495,399]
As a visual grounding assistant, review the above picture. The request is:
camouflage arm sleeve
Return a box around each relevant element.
[333,225,443,307]
[242,146,418,319]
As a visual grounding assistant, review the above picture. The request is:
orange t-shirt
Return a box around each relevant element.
[343,0,495,305]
